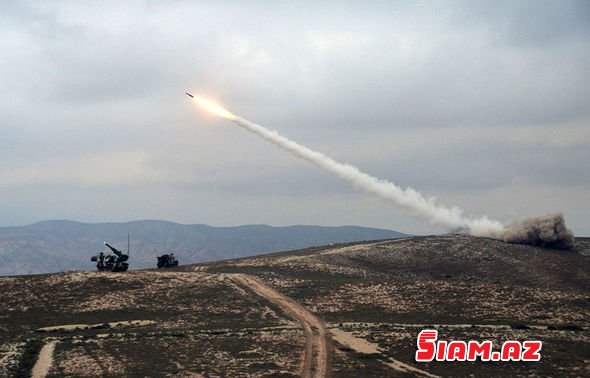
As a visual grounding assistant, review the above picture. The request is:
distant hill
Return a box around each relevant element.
[0,220,407,275]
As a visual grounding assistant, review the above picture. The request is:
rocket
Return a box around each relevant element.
[185,92,194,98]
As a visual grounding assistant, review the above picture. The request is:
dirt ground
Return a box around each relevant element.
[1,235,588,377]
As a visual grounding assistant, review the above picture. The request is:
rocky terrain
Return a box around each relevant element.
[1,235,588,377]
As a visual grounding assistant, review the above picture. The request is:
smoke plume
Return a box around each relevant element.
[194,98,576,249]
[232,116,506,235]
[229,117,577,249]
[502,213,575,249]
[228,115,574,249]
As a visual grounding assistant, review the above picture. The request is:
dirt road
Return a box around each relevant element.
[31,341,57,378]
[228,273,330,378]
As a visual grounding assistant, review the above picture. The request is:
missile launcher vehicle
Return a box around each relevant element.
[91,241,129,272]
[157,253,178,268]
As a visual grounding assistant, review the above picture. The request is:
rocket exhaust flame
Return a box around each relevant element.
[188,93,575,248]
[189,94,236,120]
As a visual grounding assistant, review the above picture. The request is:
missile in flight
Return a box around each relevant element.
[185,91,506,237]
[185,92,575,247]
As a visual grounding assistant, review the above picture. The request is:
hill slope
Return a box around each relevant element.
[0,235,588,377]
[0,220,407,275]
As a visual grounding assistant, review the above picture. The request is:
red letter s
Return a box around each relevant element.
[416,330,438,362]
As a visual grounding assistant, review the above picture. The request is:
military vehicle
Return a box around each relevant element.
[91,241,130,272]
[157,253,178,268]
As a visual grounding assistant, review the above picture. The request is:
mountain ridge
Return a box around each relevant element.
[0,219,408,275]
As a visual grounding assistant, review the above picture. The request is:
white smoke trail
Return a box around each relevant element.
[231,116,505,237]
[190,95,574,248]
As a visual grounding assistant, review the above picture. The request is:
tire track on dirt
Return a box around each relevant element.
[227,273,330,378]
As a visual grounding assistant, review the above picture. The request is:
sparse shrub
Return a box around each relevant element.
[510,323,530,330]
[555,324,583,331]
[15,339,43,377]
[248,362,279,370]
[356,352,382,360]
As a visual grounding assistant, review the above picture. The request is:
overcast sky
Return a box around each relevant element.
[1,0,589,235]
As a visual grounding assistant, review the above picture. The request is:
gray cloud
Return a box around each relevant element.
[0,1,589,235]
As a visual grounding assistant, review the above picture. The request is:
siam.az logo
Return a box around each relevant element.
[415,330,542,362]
